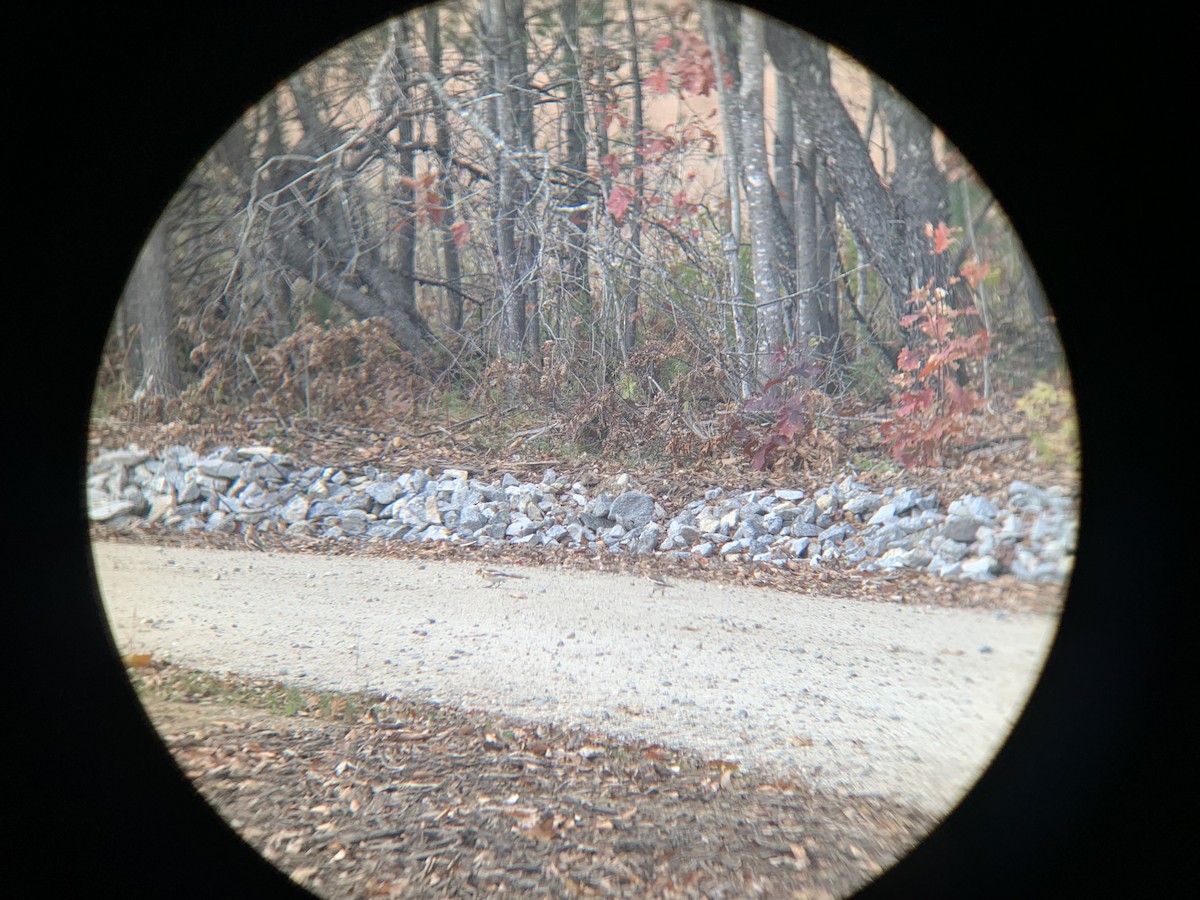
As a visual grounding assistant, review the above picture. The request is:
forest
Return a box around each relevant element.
[97,0,1075,480]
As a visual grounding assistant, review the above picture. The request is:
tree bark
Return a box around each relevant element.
[424,6,465,332]
[739,10,787,387]
[123,216,180,398]
[389,21,418,319]
[879,84,951,294]
[767,29,915,315]
[621,0,644,357]
[699,0,752,398]
[559,0,591,348]
[482,0,537,362]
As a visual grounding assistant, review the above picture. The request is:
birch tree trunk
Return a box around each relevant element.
[739,9,787,387]
[482,0,529,360]
[699,0,752,398]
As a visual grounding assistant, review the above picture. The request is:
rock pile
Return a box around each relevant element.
[87,444,1076,584]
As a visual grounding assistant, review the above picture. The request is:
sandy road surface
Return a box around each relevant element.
[92,541,1058,815]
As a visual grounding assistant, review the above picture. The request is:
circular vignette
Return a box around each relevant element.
[17,2,1181,897]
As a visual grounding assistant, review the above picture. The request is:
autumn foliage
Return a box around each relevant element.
[881,223,991,467]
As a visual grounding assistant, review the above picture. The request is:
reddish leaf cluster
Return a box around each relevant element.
[732,393,813,472]
[882,273,989,467]
[647,33,718,97]
[395,173,447,228]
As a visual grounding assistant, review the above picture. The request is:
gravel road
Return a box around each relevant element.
[92,541,1059,817]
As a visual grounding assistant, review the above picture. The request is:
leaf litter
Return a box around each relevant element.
[132,661,936,898]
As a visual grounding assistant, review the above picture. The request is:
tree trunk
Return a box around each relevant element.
[792,129,824,347]
[123,216,180,398]
[739,10,787,387]
[390,21,418,319]
[266,62,436,364]
[767,29,915,316]
[424,6,465,332]
[482,0,536,362]
[621,0,644,357]
[879,84,951,294]
[699,0,752,398]
[559,0,591,351]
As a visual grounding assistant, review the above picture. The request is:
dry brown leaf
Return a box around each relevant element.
[122,652,153,668]
[529,814,558,841]
[290,866,319,884]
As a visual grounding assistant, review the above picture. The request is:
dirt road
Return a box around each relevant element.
[93,540,1058,817]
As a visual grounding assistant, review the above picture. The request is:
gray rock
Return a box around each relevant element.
[942,515,984,543]
[843,493,884,517]
[819,523,852,544]
[579,511,612,531]
[339,510,369,535]
[734,515,766,541]
[88,443,1077,586]
[877,547,933,569]
[609,494,657,528]
[960,556,1000,581]
[308,500,342,520]
[632,523,662,555]
[456,506,487,535]
[281,495,310,524]
[505,517,540,538]
[543,523,570,544]
[198,458,244,480]
[867,503,898,526]
[938,539,972,562]
[94,448,150,469]
[88,498,138,522]
[364,480,401,505]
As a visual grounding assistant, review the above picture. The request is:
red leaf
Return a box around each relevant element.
[607,185,632,221]
[641,134,675,159]
[449,221,470,247]
[653,35,673,52]
[750,445,768,471]
[959,258,992,289]
[896,346,922,372]
[645,66,671,95]
[924,221,959,255]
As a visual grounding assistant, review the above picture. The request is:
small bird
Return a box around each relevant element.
[476,566,529,588]
[646,573,674,597]
[241,520,265,551]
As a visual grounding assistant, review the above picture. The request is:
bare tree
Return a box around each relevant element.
[738,9,788,386]
[767,28,916,316]
[878,82,951,295]
[699,0,752,397]
[482,0,542,362]
[559,0,592,348]
[621,0,645,356]
[122,215,180,399]
[423,5,467,333]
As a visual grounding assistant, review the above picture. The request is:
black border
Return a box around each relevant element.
[13,2,1186,896]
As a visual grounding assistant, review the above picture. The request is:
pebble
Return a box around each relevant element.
[87,444,1078,585]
